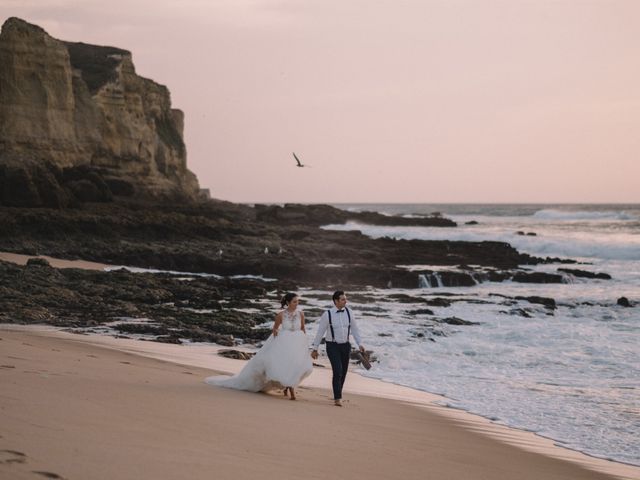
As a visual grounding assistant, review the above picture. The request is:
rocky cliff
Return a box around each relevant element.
[0,17,200,207]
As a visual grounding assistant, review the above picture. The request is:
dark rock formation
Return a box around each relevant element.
[503,308,533,318]
[0,201,555,290]
[255,203,457,227]
[0,259,286,344]
[515,296,557,310]
[425,298,453,307]
[0,17,200,207]
[26,257,51,267]
[512,272,564,284]
[617,297,632,307]
[218,349,256,360]
[406,308,436,316]
[558,268,612,280]
[439,317,479,325]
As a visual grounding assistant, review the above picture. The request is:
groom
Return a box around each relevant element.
[311,290,365,406]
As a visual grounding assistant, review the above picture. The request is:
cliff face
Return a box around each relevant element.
[0,17,200,207]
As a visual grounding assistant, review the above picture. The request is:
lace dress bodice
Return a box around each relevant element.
[281,309,302,332]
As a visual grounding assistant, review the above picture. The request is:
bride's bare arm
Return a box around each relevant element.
[273,312,283,336]
[300,311,306,333]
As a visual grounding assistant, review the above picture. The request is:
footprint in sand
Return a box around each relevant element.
[0,449,26,464]
[0,365,16,369]
[0,450,66,479]
[33,471,66,479]
[120,361,132,365]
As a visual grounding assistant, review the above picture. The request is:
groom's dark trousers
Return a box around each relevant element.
[326,341,351,400]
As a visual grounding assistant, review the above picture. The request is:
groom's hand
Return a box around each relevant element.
[311,350,318,360]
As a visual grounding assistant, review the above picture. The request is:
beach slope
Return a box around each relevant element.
[0,330,630,480]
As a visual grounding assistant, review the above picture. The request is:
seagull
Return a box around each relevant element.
[293,152,307,168]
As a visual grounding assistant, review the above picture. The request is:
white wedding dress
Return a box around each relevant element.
[206,309,313,392]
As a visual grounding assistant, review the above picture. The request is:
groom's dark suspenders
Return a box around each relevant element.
[327,308,351,343]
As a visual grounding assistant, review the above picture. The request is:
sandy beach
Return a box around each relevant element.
[2,327,638,480]
[0,252,111,271]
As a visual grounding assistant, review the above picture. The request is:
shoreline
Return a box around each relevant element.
[2,324,639,480]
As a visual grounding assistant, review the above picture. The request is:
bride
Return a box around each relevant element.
[206,292,313,400]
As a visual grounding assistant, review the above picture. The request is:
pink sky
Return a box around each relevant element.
[3,1,639,203]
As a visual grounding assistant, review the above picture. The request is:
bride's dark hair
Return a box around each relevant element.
[280,292,298,308]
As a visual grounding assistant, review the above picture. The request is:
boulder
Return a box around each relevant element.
[425,297,452,307]
[516,295,557,310]
[218,349,255,360]
[406,308,435,316]
[26,257,51,268]
[439,317,479,325]
[617,297,632,307]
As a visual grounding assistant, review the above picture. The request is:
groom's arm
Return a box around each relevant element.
[311,311,329,350]
[350,312,365,351]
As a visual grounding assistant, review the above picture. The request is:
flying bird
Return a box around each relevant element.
[293,152,307,168]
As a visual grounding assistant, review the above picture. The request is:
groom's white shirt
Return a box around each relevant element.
[311,306,362,349]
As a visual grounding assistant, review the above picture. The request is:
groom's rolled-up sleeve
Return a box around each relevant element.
[311,311,329,349]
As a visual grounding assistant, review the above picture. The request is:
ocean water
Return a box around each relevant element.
[312,204,640,466]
